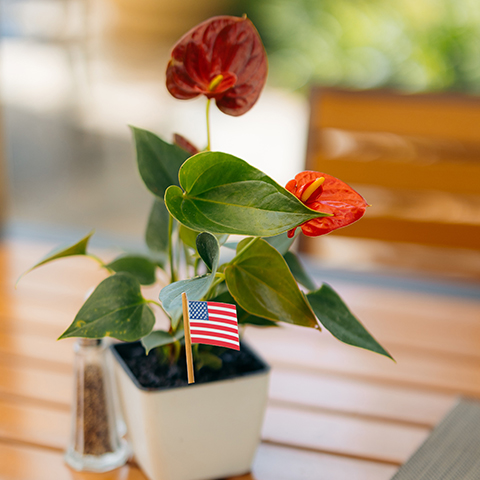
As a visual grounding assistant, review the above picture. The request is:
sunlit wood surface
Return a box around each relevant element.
[1,238,480,479]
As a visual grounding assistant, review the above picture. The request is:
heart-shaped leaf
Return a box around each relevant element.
[307,284,393,360]
[106,255,157,285]
[165,151,328,236]
[141,328,184,354]
[284,251,316,291]
[145,199,169,263]
[17,231,94,284]
[131,126,190,198]
[225,238,317,328]
[58,273,155,341]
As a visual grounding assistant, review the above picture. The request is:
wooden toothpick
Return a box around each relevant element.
[182,292,195,384]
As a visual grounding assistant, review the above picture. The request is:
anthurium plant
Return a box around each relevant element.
[22,15,392,364]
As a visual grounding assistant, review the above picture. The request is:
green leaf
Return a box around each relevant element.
[159,278,210,312]
[210,290,278,327]
[58,273,155,341]
[284,251,316,291]
[17,231,94,284]
[159,274,214,329]
[179,225,201,250]
[141,329,184,354]
[225,238,317,328]
[215,234,229,246]
[196,232,220,272]
[196,351,222,371]
[164,151,329,236]
[145,199,169,263]
[141,330,173,354]
[106,255,157,285]
[130,126,190,198]
[180,226,229,252]
[159,232,220,328]
[307,284,393,360]
[239,314,278,327]
[265,229,299,255]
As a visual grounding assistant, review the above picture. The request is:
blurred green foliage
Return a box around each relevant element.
[239,0,480,93]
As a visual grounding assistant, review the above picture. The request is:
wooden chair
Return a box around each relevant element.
[0,112,7,236]
[302,87,480,264]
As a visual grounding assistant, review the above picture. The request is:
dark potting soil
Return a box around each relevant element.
[113,342,268,390]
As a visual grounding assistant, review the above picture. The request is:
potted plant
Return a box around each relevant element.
[21,14,392,480]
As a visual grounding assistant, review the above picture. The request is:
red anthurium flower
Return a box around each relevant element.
[286,171,368,238]
[166,15,267,116]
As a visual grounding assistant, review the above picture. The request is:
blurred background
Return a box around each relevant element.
[1,0,479,283]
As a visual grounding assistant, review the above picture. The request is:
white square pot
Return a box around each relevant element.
[111,343,270,480]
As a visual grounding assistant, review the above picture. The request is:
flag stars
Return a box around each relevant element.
[188,301,209,321]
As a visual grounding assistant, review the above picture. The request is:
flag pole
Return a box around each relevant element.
[182,292,195,384]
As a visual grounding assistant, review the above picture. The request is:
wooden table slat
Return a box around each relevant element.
[0,442,146,480]
[0,363,71,407]
[4,318,480,396]
[0,400,69,450]
[269,369,455,427]
[0,441,399,480]
[1,240,479,479]
[262,406,429,465]
[0,394,429,468]
[245,326,480,396]
[247,443,399,480]
[0,360,455,428]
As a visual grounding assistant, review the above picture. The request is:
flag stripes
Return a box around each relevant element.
[188,300,240,351]
[188,322,238,334]
[190,330,238,341]
[190,320,238,333]
[189,337,240,349]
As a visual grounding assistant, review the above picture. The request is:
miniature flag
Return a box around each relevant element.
[188,301,240,351]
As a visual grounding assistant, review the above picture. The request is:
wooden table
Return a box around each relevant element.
[1,238,480,480]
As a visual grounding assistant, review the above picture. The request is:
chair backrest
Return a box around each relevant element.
[0,114,7,235]
[303,87,480,253]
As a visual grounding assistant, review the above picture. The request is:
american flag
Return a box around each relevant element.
[188,301,240,351]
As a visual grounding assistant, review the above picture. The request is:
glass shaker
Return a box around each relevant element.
[64,338,130,472]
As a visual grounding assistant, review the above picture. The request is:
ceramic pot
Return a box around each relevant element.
[111,342,270,480]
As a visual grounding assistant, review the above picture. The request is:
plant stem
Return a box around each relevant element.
[145,299,163,309]
[168,214,177,283]
[171,340,181,364]
[183,244,193,277]
[215,272,225,281]
[145,299,170,322]
[175,232,181,279]
[205,273,225,298]
[194,257,201,276]
[206,98,212,151]
[87,254,114,274]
